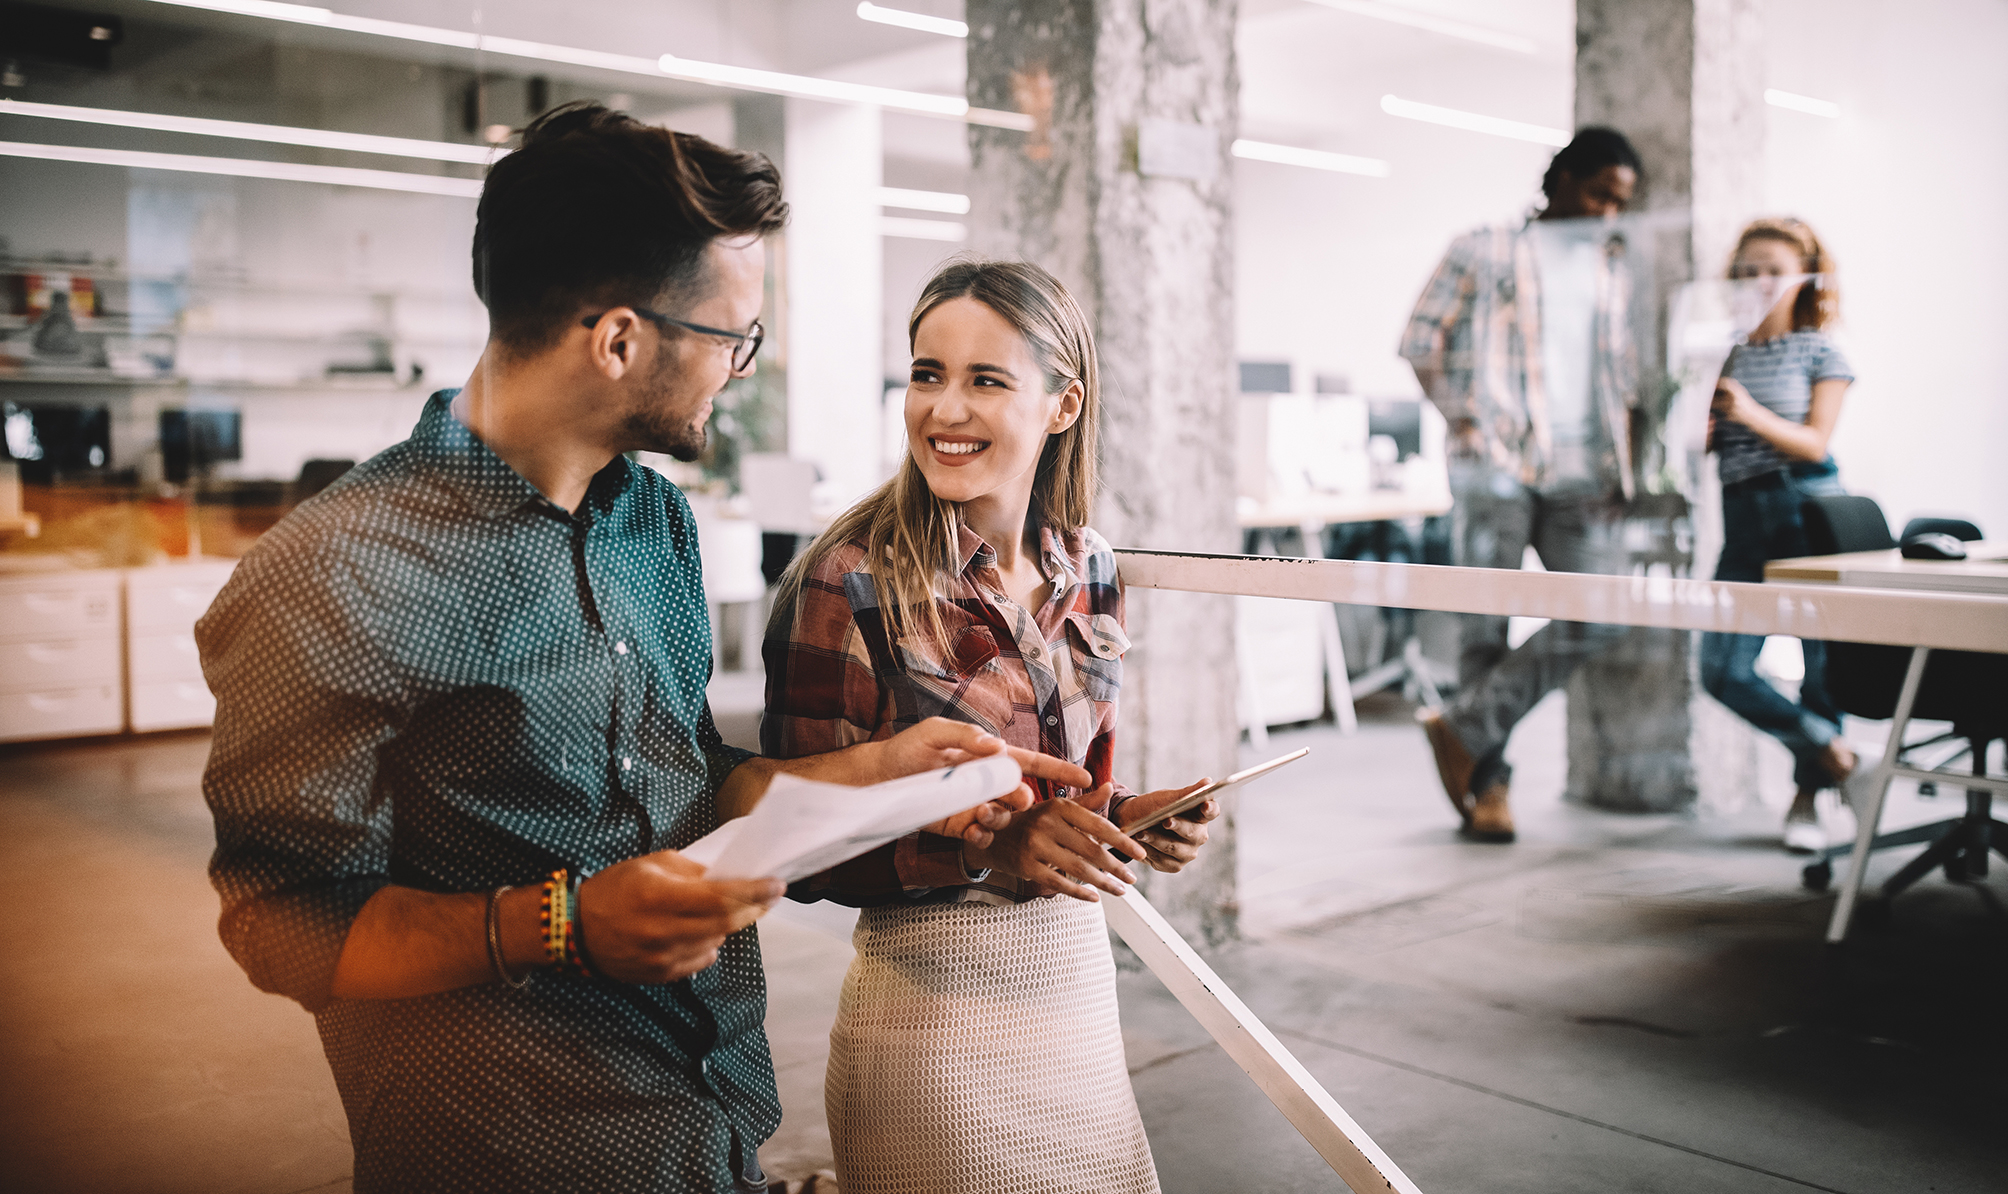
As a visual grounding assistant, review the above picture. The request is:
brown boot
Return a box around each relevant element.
[1463,781,1516,843]
[1418,708,1476,826]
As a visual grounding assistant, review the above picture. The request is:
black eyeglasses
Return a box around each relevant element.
[582,308,764,372]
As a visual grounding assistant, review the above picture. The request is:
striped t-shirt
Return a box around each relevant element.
[1716,330,1855,485]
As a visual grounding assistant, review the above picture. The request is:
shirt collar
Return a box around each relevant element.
[953,523,1079,586]
[415,389,633,522]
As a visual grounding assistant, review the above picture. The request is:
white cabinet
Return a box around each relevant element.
[0,569,125,742]
[124,560,235,732]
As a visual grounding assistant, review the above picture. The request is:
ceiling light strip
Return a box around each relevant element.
[144,0,1010,125]
[1764,89,1841,119]
[1232,139,1390,177]
[882,216,967,242]
[876,186,971,214]
[0,139,485,197]
[1379,94,1569,147]
[856,2,968,38]
[0,98,496,163]
[1303,0,1537,55]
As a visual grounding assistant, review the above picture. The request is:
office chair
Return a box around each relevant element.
[1796,495,2007,904]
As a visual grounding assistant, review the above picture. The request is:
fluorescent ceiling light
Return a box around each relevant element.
[1232,139,1390,177]
[1765,88,1840,119]
[882,216,966,242]
[0,138,484,196]
[1380,94,1569,147]
[0,98,495,163]
[1304,0,1537,54]
[877,186,970,214]
[856,2,967,38]
[143,0,1029,128]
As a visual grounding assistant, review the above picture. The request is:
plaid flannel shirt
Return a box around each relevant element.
[1399,220,1641,499]
[761,524,1132,907]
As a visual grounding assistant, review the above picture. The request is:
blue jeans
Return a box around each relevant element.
[1442,464,1633,793]
[1700,461,1846,792]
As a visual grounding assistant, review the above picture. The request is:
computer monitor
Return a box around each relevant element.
[160,408,243,483]
[1366,399,1423,461]
[2,401,112,482]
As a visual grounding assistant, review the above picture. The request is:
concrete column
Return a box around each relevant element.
[782,99,884,508]
[1567,0,1766,813]
[966,0,1243,945]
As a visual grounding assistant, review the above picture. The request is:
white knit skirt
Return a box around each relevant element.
[824,895,1161,1194]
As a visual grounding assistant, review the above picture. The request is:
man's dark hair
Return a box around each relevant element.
[1541,127,1643,199]
[473,102,788,354]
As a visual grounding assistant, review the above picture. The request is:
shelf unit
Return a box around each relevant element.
[1,258,485,391]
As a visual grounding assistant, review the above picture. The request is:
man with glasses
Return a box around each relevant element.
[198,102,1084,1193]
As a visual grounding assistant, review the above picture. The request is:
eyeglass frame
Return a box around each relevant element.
[581,307,763,372]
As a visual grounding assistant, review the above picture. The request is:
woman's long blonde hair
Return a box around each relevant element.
[777,257,1100,653]
[1729,216,1840,331]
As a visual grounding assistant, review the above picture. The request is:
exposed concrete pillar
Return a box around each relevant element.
[783,99,884,507]
[966,0,1243,944]
[1568,0,1766,813]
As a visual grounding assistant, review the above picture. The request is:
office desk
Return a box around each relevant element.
[1765,541,2008,596]
[1238,488,1453,530]
[1233,489,1453,741]
[1766,546,2008,941]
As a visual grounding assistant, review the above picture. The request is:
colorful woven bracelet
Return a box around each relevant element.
[539,869,570,968]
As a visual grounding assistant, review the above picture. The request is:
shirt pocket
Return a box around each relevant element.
[897,624,1000,680]
[1063,612,1128,704]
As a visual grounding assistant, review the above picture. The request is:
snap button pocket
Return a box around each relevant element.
[1045,715,1059,726]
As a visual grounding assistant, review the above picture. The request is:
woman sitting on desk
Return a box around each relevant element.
[1703,217,1858,853]
[762,258,1217,1194]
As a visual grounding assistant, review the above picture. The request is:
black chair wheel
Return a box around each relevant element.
[1802,861,1832,892]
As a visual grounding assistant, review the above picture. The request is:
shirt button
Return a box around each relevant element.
[1027,647,1041,659]
[614,641,629,655]
[622,756,633,771]
[1045,715,1059,726]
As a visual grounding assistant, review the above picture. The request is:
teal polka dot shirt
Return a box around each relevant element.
[199,391,778,1192]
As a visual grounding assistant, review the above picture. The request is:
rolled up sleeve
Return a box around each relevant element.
[198,545,404,1013]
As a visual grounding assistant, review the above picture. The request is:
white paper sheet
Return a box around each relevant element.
[682,754,1023,883]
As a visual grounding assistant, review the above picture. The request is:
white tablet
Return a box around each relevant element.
[1119,747,1310,835]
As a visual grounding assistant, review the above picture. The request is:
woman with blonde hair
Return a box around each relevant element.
[1703,217,1858,852]
[762,258,1217,1193]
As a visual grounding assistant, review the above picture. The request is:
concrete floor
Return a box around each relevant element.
[3,679,2004,1193]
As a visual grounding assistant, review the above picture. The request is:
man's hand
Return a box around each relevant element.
[964,782,1146,902]
[877,717,1093,790]
[575,851,784,985]
[881,718,1091,850]
[1448,419,1486,460]
[1118,779,1221,873]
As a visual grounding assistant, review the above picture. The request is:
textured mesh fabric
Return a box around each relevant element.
[826,896,1160,1194]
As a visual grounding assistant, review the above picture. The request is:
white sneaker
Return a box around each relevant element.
[1783,813,1825,854]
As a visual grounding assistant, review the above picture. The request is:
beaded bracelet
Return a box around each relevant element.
[539,869,570,969]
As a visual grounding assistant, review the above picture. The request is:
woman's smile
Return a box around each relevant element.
[928,435,991,464]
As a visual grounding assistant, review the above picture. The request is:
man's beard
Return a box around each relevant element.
[620,361,712,462]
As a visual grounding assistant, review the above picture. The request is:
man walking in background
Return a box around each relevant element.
[1398,127,1645,843]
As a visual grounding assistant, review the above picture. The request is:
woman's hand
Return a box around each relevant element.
[1710,377,1761,427]
[924,785,1038,850]
[1117,779,1221,873]
[963,782,1146,902]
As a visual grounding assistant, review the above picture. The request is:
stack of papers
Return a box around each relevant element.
[681,754,1023,883]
